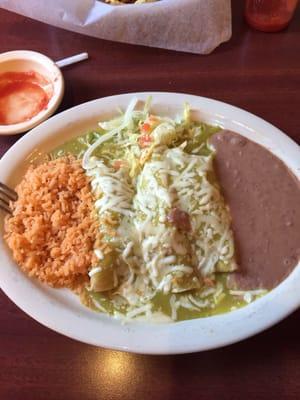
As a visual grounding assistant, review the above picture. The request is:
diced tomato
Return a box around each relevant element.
[140,122,151,133]
[167,207,191,232]
[113,159,126,170]
[203,277,215,287]
[138,134,153,148]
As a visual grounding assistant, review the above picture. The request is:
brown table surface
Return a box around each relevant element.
[1,2,300,399]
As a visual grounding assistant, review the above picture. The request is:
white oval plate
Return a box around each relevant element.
[0,92,300,354]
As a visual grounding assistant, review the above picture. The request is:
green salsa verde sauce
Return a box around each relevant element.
[49,123,258,321]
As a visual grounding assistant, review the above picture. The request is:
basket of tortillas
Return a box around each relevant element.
[3,0,232,54]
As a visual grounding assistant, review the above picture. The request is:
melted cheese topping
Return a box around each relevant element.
[81,101,240,321]
[86,144,236,319]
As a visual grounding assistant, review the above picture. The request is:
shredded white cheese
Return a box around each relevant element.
[81,102,242,321]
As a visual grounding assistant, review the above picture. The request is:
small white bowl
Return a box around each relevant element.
[0,50,64,135]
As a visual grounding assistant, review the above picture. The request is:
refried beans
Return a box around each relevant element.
[210,130,300,290]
